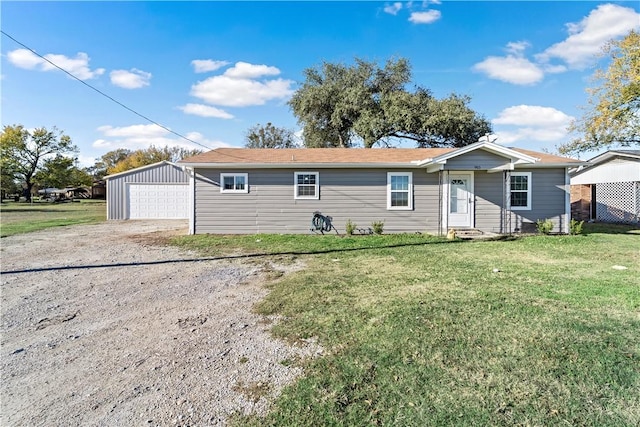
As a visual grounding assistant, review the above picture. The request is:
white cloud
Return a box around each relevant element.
[223,62,281,79]
[542,64,567,74]
[7,49,42,68]
[493,105,573,127]
[178,103,234,119]
[384,2,403,15]
[7,48,105,80]
[93,124,229,152]
[492,105,575,144]
[77,154,98,168]
[190,61,294,107]
[537,4,640,69]
[92,139,110,148]
[409,10,441,24]
[505,41,530,55]
[97,124,168,138]
[110,68,152,89]
[472,55,544,85]
[473,4,639,86]
[191,76,294,107]
[191,59,230,73]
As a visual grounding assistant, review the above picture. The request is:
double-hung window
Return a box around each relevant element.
[220,173,248,193]
[294,172,319,199]
[387,172,413,210]
[510,172,531,210]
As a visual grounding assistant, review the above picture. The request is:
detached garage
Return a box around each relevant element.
[105,161,190,220]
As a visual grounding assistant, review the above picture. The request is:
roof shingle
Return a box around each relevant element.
[179,147,581,165]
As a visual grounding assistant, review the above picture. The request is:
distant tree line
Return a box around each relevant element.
[1,124,201,201]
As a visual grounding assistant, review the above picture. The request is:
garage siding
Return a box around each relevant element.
[106,162,189,220]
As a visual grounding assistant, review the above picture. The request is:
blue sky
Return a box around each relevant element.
[2,1,639,166]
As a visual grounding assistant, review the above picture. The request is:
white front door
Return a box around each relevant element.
[448,173,474,227]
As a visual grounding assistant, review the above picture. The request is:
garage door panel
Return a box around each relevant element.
[128,184,189,219]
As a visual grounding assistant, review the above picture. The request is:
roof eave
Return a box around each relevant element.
[180,162,422,169]
[520,162,588,169]
[104,160,177,180]
[588,151,640,164]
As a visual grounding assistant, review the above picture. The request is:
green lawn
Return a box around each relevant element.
[172,225,640,426]
[0,200,106,237]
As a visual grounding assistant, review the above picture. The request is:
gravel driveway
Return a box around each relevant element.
[1,220,320,426]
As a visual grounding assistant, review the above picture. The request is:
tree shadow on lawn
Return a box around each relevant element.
[581,222,640,235]
[0,208,76,213]
[1,239,465,275]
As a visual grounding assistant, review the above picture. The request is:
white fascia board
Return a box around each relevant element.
[521,162,588,169]
[588,151,640,164]
[570,151,640,177]
[425,162,445,173]
[487,164,515,173]
[180,162,420,169]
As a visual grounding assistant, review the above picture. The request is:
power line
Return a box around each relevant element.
[1,30,213,151]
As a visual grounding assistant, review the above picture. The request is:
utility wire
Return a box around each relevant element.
[1,30,214,151]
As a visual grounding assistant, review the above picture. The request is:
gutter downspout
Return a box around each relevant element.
[186,167,196,235]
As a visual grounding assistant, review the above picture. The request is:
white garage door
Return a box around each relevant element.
[128,184,189,219]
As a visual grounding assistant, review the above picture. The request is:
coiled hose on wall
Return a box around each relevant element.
[311,211,338,234]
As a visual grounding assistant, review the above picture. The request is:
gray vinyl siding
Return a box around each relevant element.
[106,162,189,220]
[510,169,568,233]
[474,172,504,232]
[445,150,509,170]
[191,166,569,235]
[193,168,440,234]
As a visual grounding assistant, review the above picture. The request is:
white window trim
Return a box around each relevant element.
[294,172,319,200]
[220,173,249,193]
[387,172,413,210]
[510,172,531,211]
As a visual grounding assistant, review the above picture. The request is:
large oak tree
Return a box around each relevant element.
[289,58,491,148]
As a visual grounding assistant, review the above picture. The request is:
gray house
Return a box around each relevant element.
[178,141,583,235]
[570,150,640,224]
[105,161,190,220]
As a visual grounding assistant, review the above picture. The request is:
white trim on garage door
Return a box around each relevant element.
[128,184,189,219]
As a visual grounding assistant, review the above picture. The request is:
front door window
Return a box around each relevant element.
[450,178,468,214]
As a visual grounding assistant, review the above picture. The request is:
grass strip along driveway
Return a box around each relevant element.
[0,200,106,237]
[172,224,640,426]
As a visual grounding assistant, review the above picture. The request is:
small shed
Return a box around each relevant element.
[105,161,190,220]
[570,150,640,224]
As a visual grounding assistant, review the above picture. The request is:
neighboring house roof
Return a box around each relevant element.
[104,161,183,180]
[570,149,640,184]
[179,142,582,169]
[582,149,640,165]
